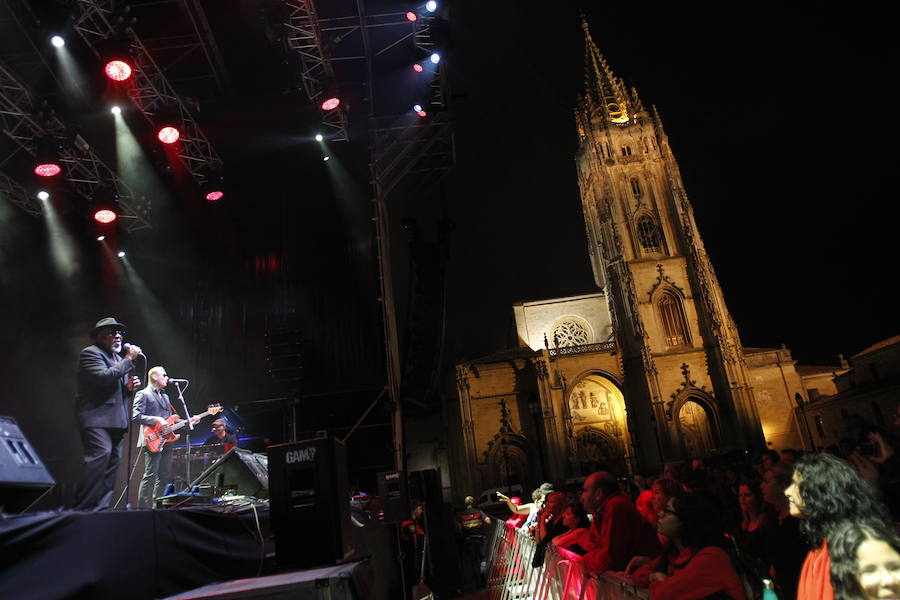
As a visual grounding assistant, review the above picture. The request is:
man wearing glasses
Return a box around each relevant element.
[73,317,141,510]
[132,366,177,508]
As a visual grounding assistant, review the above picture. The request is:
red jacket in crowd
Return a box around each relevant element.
[797,541,834,600]
[631,545,747,600]
[581,492,661,574]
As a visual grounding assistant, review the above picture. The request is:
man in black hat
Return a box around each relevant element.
[72,317,142,510]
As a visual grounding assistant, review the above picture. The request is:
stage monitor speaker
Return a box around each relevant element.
[189,448,268,499]
[377,470,410,523]
[268,437,351,569]
[0,416,55,513]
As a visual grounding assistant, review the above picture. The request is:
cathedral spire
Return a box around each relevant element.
[580,17,630,125]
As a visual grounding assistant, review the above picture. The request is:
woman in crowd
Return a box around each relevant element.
[735,479,774,563]
[760,462,808,600]
[497,487,544,528]
[830,520,900,599]
[785,452,893,599]
[551,502,593,556]
[631,492,747,599]
[531,491,569,567]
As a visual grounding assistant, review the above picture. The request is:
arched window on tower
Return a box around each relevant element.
[630,178,642,197]
[636,215,661,253]
[657,291,690,347]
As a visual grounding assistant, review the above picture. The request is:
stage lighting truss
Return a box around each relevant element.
[0,171,41,217]
[0,60,151,231]
[71,0,223,186]
[283,0,350,142]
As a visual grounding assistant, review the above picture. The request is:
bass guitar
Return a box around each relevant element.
[142,404,223,453]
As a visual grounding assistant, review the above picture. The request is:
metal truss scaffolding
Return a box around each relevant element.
[0,60,151,230]
[72,0,222,183]
[0,170,38,216]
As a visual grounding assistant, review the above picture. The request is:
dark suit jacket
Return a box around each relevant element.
[132,385,176,447]
[75,344,136,429]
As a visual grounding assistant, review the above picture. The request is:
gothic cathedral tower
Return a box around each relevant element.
[574,21,764,469]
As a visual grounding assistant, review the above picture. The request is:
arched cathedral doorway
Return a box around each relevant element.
[677,398,716,458]
[568,374,631,476]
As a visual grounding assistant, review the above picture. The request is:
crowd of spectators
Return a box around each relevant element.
[497,428,900,600]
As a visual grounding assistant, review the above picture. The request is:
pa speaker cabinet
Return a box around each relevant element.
[377,470,410,523]
[268,437,351,569]
[0,416,55,513]
[189,448,268,498]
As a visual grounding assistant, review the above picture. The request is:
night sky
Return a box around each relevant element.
[0,2,893,484]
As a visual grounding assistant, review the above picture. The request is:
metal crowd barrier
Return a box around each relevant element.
[484,523,650,600]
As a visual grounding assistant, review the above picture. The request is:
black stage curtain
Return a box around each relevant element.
[0,506,271,600]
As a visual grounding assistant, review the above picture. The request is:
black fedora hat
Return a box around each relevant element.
[90,317,127,338]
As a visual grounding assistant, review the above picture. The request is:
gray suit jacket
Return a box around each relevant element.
[75,344,136,429]
[132,385,176,447]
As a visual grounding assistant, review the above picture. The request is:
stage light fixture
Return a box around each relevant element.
[110,105,122,115]
[413,63,424,73]
[33,138,63,177]
[413,104,423,112]
[425,1,437,13]
[104,59,133,82]
[118,250,126,258]
[34,163,61,177]
[37,190,50,201]
[94,209,117,224]
[406,11,417,21]
[417,110,427,118]
[430,52,441,64]
[206,190,224,201]
[157,126,180,144]
[321,97,340,111]
[315,133,324,142]
[324,156,330,161]
[51,35,65,48]
[201,167,225,202]
[97,235,105,241]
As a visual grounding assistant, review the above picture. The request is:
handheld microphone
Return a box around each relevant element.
[122,343,145,357]
[168,378,189,383]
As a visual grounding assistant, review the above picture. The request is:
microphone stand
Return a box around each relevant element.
[122,353,147,510]
[172,381,193,489]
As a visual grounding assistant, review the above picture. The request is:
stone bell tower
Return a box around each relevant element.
[574,20,764,469]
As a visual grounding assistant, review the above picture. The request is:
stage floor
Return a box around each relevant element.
[0,503,273,600]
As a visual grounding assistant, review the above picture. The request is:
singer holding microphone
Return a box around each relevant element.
[72,317,142,510]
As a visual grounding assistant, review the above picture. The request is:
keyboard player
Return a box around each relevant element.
[203,417,237,452]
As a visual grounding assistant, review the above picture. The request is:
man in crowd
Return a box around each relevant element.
[132,366,176,508]
[563,471,660,573]
[457,495,492,590]
[72,317,141,510]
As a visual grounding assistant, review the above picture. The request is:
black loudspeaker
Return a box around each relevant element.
[0,416,55,513]
[377,470,410,523]
[189,448,268,498]
[268,437,351,569]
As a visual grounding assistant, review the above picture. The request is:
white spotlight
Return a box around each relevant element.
[425,1,437,12]
[413,104,423,112]
[117,250,126,258]
[429,52,441,64]
[97,235,105,241]
[36,190,50,201]
[110,105,121,115]
[324,156,330,161]
[51,35,65,48]
[315,133,324,142]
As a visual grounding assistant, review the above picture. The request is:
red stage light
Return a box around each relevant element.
[34,163,61,177]
[206,190,224,202]
[94,209,117,224]
[321,97,340,111]
[157,126,180,144]
[413,63,424,73]
[417,110,427,118]
[104,59,133,82]
[406,11,417,22]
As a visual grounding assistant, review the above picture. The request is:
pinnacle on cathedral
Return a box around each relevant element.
[578,17,631,125]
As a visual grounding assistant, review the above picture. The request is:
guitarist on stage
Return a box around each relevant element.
[132,366,176,508]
